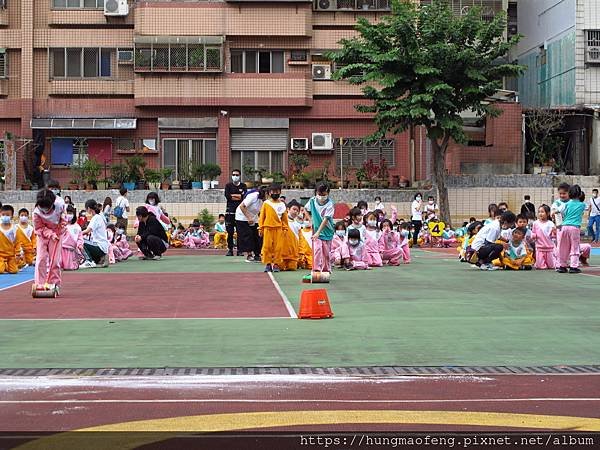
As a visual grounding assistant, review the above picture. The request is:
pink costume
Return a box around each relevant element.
[348,241,370,270]
[312,239,332,273]
[61,223,83,271]
[364,228,383,267]
[330,234,350,264]
[579,243,591,265]
[556,225,581,269]
[532,220,556,269]
[33,201,66,286]
[399,232,411,263]
[134,204,171,229]
[183,231,210,249]
[107,229,117,264]
[114,234,133,260]
[378,230,402,266]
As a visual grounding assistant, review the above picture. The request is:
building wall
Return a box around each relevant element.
[577,0,600,106]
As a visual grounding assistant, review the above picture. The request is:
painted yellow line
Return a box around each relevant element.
[14,410,600,450]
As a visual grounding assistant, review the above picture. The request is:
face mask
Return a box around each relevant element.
[304,222,311,228]
[416,196,422,201]
[65,214,74,222]
[148,200,156,206]
[271,194,280,200]
[367,220,377,227]
[335,230,345,237]
[40,207,51,214]
[117,229,125,235]
[428,200,434,205]
[401,230,409,237]
[232,175,240,183]
[317,195,328,203]
[51,189,61,197]
[19,216,29,223]
[0,216,11,225]
[349,239,359,246]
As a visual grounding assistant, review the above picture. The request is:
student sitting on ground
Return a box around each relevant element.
[16,208,36,268]
[213,214,228,249]
[470,211,516,271]
[61,205,83,271]
[330,221,351,270]
[114,223,133,260]
[0,205,20,274]
[378,219,402,266]
[346,228,370,270]
[298,210,313,270]
[494,227,534,270]
[183,220,210,249]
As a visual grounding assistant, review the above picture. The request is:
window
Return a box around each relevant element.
[162,139,217,179]
[134,41,223,73]
[315,0,390,11]
[52,0,104,9]
[538,46,547,67]
[72,138,89,167]
[0,49,6,79]
[585,30,600,64]
[51,48,112,79]
[231,151,284,182]
[230,50,284,74]
[335,138,395,168]
[290,50,308,62]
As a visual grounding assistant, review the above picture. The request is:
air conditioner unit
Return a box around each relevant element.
[312,63,332,80]
[290,138,308,151]
[586,46,600,64]
[312,133,333,150]
[117,49,134,64]
[104,0,128,17]
[316,0,337,11]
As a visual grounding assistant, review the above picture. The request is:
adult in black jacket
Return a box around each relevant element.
[224,168,247,256]
[134,206,169,260]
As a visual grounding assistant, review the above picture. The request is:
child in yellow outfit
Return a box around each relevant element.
[493,227,534,270]
[297,209,313,270]
[213,214,228,249]
[258,184,288,272]
[0,205,25,274]
[16,208,36,267]
[280,200,302,271]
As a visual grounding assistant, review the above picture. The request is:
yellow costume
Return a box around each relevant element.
[493,241,534,270]
[0,225,22,274]
[258,199,288,266]
[280,220,301,271]
[298,227,313,270]
[213,223,228,249]
[16,224,36,266]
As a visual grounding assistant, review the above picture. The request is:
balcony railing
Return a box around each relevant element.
[315,0,390,11]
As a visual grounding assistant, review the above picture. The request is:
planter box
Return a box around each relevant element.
[192,181,203,190]
[123,182,135,191]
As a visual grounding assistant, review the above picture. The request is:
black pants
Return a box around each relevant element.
[138,235,167,258]
[236,220,262,256]
[412,220,422,246]
[225,212,237,251]
[476,243,503,265]
[83,242,106,264]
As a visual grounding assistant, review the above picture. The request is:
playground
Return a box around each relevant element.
[0,247,599,441]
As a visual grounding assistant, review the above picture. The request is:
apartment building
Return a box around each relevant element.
[0,0,523,188]
[515,0,600,174]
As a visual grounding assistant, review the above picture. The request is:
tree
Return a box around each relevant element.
[331,0,524,225]
[525,108,565,170]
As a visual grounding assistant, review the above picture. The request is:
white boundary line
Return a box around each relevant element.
[0,398,598,405]
[0,317,291,321]
[268,272,297,319]
[0,278,33,292]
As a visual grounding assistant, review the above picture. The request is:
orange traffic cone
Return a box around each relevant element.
[298,289,333,319]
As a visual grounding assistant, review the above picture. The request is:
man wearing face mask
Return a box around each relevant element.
[587,188,600,243]
[224,169,247,256]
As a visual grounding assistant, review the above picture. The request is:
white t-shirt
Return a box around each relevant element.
[411,200,423,221]
[471,220,501,251]
[235,191,263,223]
[86,214,109,254]
[115,195,130,219]
[588,196,600,217]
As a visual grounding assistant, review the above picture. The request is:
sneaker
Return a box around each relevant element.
[253,255,262,263]
[226,250,234,256]
[569,267,582,274]
[245,255,255,263]
[152,255,162,261]
[80,260,97,269]
[479,263,498,271]
[54,285,60,297]
[272,265,280,273]
[99,255,109,268]
[138,256,149,260]
[556,267,568,273]
[264,264,272,273]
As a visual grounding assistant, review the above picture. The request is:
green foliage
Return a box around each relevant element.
[204,163,222,181]
[144,168,161,184]
[82,158,102,184]
[125,155,146,182]
[159,168,173,183]
[110,163,128,184]
[191,163,206,182]
[289,153,309,177]
[330,0,524,144]
[197,208,215,231]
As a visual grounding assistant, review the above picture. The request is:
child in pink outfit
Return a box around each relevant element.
[346,228,370,270]
[364,212,383,267]
[183,222,210,249]
[33,189,66,289]
[378,219,402,266]
[61,205,83,271]
[532,204,556,270]
[114,224,133,260]
[398,223,411,264]
[330,221,351,269]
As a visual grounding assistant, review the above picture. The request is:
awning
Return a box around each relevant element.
[134,36,224,45]
[30,118,137,130]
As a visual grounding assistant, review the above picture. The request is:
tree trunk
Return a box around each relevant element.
[431,136,451,227]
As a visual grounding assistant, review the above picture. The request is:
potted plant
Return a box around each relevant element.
[398,175,409,188]
[179,161,192,190]
[21,179,32,190]
[243,163,256,188]
[0,161,5,191]
[289,153,309,188]
[83,158,101,190]
[198,208,215,231]
[159,168,173,190]
[144,168,161,191]
[203,163,221,189]
[378,158,390,188]
[355,167,368,188]
[110,163,128,189]
[191,164,206,190]
[125,155,147,190]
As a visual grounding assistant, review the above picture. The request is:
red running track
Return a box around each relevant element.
[0,273,291,319]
